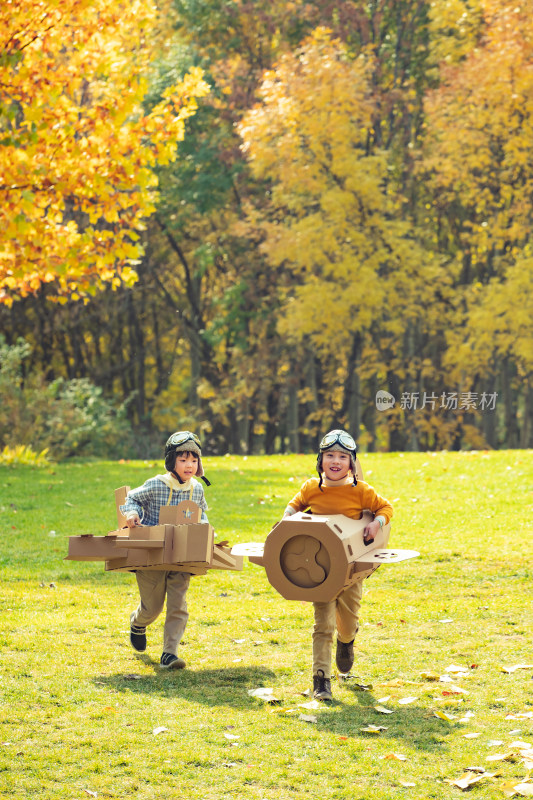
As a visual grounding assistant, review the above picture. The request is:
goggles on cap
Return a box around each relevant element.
[167,431,201,449]
[319,430,356,453]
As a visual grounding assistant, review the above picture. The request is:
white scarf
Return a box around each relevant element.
[156,473,195,493]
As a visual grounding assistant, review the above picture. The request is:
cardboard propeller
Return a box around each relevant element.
[231,510,418,603]
[66,486,243,575]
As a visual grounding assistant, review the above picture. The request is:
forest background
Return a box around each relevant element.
[1,0,532,461]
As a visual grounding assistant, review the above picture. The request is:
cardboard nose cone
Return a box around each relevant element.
[263,511,390,603]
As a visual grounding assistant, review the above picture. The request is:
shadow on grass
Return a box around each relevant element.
[95,665,457,750]
[312,679,457,751]
[94,661,277,709]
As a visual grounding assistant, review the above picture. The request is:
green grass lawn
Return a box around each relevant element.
[0,450,531,799]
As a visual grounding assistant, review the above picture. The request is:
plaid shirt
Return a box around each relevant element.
[120,476,208,527]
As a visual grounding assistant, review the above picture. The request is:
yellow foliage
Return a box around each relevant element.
[428,0,484,65]
[424,0,533,381]
[239,29,440,358]
[0,0,210,305]
[446,254,533,378]
[0,445,50,466]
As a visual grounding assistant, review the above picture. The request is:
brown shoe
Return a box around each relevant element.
[313,669,332,701]
[336,639,354,673]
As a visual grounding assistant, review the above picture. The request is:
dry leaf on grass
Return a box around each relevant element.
[248,687,280,704]
[521,755,533,770]
[398,697,418,705]
[487,743,533,768]
[381,753,408,761]
[299,700,322,710]
[361,725,388,734]
[299,714,317,724]
[152,726,168,736]
[506,713,533,720]
[374,705,394,714]
[420,671,440,681]
[445,769,500,790]
[486,751,517,763]
[224,733,239,741]
[433,710,456,721]
[512,784,533,797]
[501,664,533,674]
[502,780,533,797]
[463,732,481,738]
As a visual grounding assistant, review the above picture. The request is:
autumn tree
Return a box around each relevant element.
[239,29,447,446]
[421,0,533,446]
[3,0,530,453]
[0,0,209,305]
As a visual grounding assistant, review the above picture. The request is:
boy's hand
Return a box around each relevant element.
[363,519,380,544]
[125,514,141,528]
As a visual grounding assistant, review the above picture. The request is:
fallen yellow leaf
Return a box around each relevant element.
[361,725,388,734]
[486,751,516,763]
[434,710,456,721]
[445,770,500,790]
[420,671,440,681]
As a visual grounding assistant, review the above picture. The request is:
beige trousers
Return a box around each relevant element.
[132,570,191,655]
[312,577,364,678]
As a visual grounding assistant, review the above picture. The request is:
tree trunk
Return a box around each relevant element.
[287,373,300,452]
[343,332,362,437]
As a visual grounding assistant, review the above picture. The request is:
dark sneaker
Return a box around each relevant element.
[130,613,146,653]
[313,669,332,701]
[336,639,354,674]
[160,652,186,670]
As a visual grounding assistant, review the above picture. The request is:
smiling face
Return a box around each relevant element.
[173,451,199,481]
[321,450,352,481]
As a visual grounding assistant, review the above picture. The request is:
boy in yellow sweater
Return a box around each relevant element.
[284,430,393,700]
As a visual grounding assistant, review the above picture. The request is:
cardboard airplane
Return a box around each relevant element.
[230,459,418,603]
[66,486,243,575]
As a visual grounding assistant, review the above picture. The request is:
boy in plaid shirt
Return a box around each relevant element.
[121,431,210,669]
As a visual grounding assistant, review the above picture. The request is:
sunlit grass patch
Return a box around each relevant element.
[0,450,531,799]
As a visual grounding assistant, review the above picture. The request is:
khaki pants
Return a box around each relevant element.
[132,570,191,656]
[312,578,364,678]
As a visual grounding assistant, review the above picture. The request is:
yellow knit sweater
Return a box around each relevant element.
[287,477,393,524]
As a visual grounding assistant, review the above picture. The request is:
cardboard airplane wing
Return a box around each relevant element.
[231,511,418,603]
[66,487,243,574]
